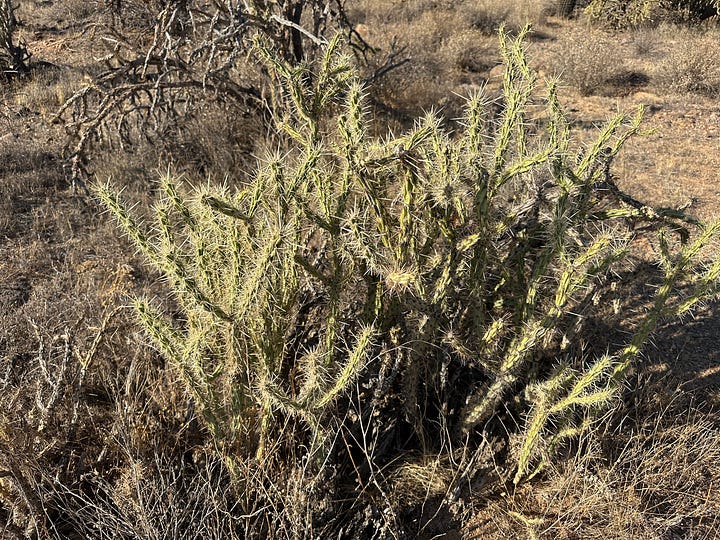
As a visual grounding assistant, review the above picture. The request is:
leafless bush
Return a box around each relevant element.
[632,27,660,55]
[462,1,515,35]
[655,31,720,96]
[548,26,624,95]
[55,1,364,190]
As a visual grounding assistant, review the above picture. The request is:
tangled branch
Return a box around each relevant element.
[55,0,359,191]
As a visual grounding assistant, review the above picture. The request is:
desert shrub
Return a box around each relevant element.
[655,31,720,95]
[97,28,720,535]
[632,27,660,55]
[462,1,515,34]
[585,0,719,28]
[344,1,554,122]
[549,0,580,18]
[585,0,661,27]
[665,0,720,19]
[547,26,624,95]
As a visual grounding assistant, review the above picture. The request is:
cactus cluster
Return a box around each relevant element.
[585,0,720,27]
[0,0,29,75]
[98,26,720,506]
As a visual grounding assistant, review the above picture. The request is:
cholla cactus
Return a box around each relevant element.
[0,0,16,53]
[0,0,28,75]
[99,27,720,492]
[586,0,719,27]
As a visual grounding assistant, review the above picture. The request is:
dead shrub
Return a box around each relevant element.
[632,27,661,55]
[461,1,515,35]
[655,31,720,96]
[547,26,624,95]
[451,33,498,74]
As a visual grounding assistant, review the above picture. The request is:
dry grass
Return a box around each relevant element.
[10,68,86,118]
[348,0,547,28]
[348,0,550,118]
[466,395,720,539]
